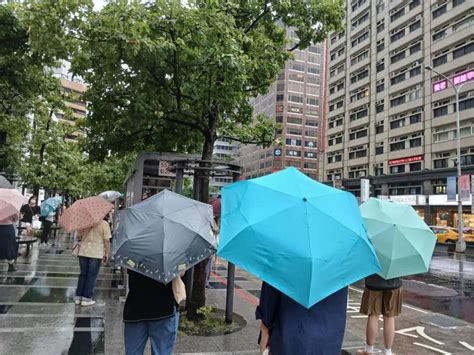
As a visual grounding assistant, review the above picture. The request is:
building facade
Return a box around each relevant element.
[211,139,238,188]
[321,0,474,226]
[53,62,87,140]
[238,29,326,180]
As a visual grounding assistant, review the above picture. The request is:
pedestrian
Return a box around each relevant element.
[357,274,403,355]
[206,193,221,288]
[123,269,183,355]
[256,282,348,355]
[20,196,40,236]
[0,213,19,272]
[39,211,55,247]
[75,218,111,307]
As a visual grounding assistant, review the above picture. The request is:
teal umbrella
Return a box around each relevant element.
[40,196,63,217]
[218,167,380,308]
[360,198,437,279]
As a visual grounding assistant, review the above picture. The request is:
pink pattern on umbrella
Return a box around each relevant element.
[0,188,25,221]
[59,196,113,232]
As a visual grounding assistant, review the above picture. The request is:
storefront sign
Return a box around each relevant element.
[378,195,425,206]
[447,176,457,202]
[429,194,472,206]
[274,148,282,156]
[432,69,474,93]
[388,155,423,166]
[459,175,470,202]
[360,179,370,202]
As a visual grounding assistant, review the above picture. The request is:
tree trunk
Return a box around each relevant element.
[187,109,217,320]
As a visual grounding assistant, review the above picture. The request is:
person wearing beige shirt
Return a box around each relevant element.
[75,219,111,307]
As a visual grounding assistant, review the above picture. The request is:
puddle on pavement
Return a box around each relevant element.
[68,331,104,354]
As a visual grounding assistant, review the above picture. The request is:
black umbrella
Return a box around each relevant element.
[112,189,217,283]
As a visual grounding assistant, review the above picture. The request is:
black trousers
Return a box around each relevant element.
[41,220,53,244]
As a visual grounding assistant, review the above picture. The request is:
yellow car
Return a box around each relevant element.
[429,226,459,244]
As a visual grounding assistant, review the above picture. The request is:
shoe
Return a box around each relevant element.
[8,263,17,272]
[74,297,82,305]
[81,299,96,307]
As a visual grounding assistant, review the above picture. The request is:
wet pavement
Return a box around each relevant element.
[1,234,474,354]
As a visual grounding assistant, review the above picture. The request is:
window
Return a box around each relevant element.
[376,101,384,113]
[287,149,301,157]
[376,123,384,134]
[409,20,421,33]
[351,50,369,66]
[304,163,317,169]
[391,51,406,64]
[276,94,284,101]
[376,59,385,72]
[377,80,385,93]
[350,106,369,121]
[287,160,301,168]
[376,145,384,155]
[453,0,465,6]
[410,42,421,54]
[391,7,405,22]
[277,83,285,91]
[306,97,319,106]
[307,108,319,116]
[458,97,474,111]
[308,46,321,54]
[391,29,405,43]
[434,106,448,117]
[410,162,422,171]
[390,141,405,151]
[350,87,369,102]
[377,39,385,52]
[433,54,447,67]
[352,11,370,30]
[307,55,318,63]
[290,63,305,72]
[349,146,368,159]
[307,76,320,85]
[410,112,422,124]
[410,66,421,77]
[391,73,406,85]
[287,127,302,135]
[410,0,421,10]
[307,66,320,75]
[287,116,303,125]
[305,140,317,148]
[390,165,406,174]
[351,29,370,47]
[391,118,405,129]
[453,42,474,60]
[349,126,368,140]
[305,151,317,159]
[434,158,448,169]
[306,119,318,127]
[286,138,301,147]
[289,73,304,82]
[289,95,303,103]
[391,95,406,107]
[433,29,447,42]
[432,4,447,19]
[410,137,422,147]
[350,68,369,84]
[305,130,318,137]
[377,20,385,33]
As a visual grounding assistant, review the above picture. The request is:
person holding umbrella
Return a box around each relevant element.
[0,188,25,272]
[358,198,436,355]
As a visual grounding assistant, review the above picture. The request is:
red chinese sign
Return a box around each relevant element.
[388,155,423,166]
[433,69,474,93]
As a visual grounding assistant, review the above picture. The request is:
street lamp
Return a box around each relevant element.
[425,65,472,253]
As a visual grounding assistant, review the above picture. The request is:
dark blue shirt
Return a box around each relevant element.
[256,282,348,355]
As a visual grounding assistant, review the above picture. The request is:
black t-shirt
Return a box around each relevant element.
[123,270,177,322]
[365,274,402,291]
[20,204,41,223]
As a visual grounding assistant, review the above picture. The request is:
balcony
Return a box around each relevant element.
[327,124,345,136]
[326,160,344,170]
[388,97,423,116]
[347,136,370,149]
[326,142,344,153]
[348,94,370,111]
[432,24,473,54]
[431,2,473,29]
[387,146,424,160]
[389,74,423,94]
[346,156,369,167]
[350,0,370,20]
[329,69,346,84]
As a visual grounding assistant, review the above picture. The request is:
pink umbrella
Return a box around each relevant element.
[59,196,113,232]
[0,188,25,221]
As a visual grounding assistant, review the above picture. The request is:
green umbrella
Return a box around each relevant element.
[360,198,436,279]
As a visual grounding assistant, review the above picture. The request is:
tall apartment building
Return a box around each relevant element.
[321,0,474,226]
[211,139,238,188]
[52,61,87,140]
[238,29,326,180]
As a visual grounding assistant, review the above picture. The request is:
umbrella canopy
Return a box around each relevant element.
[0,176,12,189]
[0,188,25,221]
[360,198,437,279]
[218,167,380,308]
[59,196,114,232]
[40,196,63,217]
[112,189,217,284]
[99,190,122,202]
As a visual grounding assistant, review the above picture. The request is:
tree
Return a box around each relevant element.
[65,0,344,318]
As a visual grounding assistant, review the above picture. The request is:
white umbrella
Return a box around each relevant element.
[99,191,122,202]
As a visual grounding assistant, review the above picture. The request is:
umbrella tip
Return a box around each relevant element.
[303,197,307,202]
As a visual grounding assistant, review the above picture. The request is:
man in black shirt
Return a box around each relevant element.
[20,196,40,236]
[123,270,179,355]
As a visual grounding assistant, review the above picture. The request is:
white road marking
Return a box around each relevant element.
[396,326,444,345]
[459,341,474,351]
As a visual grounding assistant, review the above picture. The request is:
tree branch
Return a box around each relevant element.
[220,135,273,145]
[245,0,270,33]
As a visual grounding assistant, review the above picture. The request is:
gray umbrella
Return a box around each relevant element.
[112,189,217,284]
[0,175,12,189]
